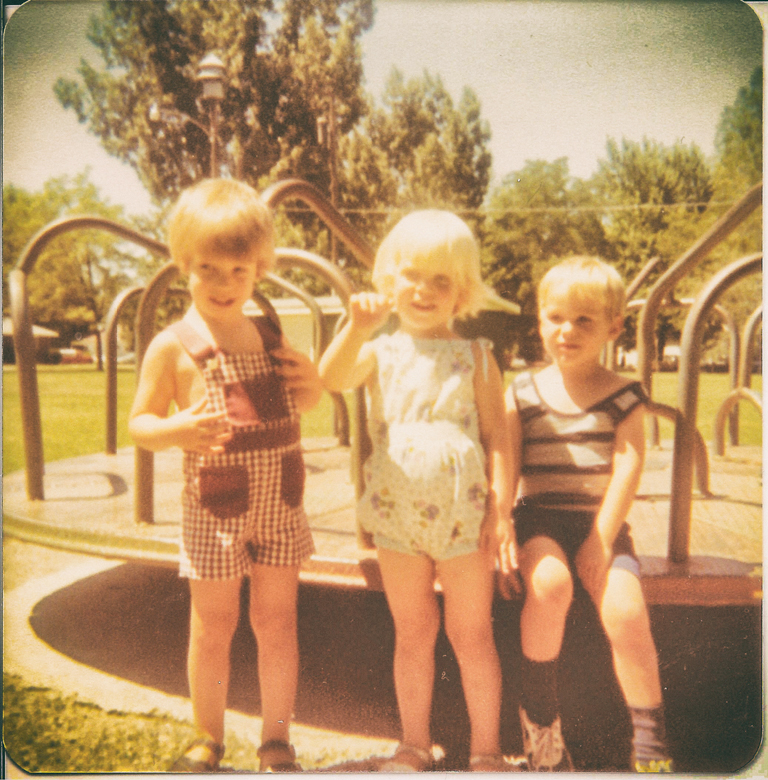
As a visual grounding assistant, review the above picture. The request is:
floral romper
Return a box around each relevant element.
[359,330,491,560]
[171,317,315,580]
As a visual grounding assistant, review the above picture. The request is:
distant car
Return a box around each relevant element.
[59,347,93,364]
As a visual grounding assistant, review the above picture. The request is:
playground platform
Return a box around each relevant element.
[2,436,762,607]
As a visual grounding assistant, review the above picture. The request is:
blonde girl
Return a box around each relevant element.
[319,210,516,771]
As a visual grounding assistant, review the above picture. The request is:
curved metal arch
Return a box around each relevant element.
[713,388,762,457]
[668,252,762,563]
[10,216,169,500]
[738,305,762,391]
[262,179,375,269]
[104,285,144,455]
[636,183,762,396]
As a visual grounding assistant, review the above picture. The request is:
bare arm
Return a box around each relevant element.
[473,343,516,563]
[128,331,231,454]
[318,293,391,391]
[494,381,524,596]
[273,339,323,413]
[576,403,645,596]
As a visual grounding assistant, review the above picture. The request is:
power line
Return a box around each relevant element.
[276,200,739,217]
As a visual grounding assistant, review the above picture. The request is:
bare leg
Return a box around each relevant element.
[596,567,663,708]
[248,563,301,745]
[518,537,573,661]
[438,548,501,758]
[378,547,441,753]
[188,577,242,745]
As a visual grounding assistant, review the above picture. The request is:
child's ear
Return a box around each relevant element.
[608,315,624,340]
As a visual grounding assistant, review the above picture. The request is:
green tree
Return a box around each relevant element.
[480,158,608,360]
[705,65,763,360]
[714,65,762,196]
[3,174,138,349]
[337,68,492,247]
[592,137,714,284]
[54,0,374,205]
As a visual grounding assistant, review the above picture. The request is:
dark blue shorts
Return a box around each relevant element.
[513,502,640,578]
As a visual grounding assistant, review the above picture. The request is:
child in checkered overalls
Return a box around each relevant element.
[129,179,322,772]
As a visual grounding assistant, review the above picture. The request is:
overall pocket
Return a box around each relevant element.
[199,465,249,519]
[280,449,305,508]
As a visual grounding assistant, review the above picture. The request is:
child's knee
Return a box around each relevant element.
[249,601,297,641]
[395,603,441,648]
[526,557,573,612]
[602,588,650,644]
[192,605,240,646]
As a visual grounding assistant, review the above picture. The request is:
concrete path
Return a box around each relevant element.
[3,538,399,776]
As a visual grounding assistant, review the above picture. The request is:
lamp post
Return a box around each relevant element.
[148,51,226,177]
[196,52,226,177]
[316,93,338,262]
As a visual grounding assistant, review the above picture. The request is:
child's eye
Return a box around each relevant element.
[433,275,451,290]
[577,316,594,326]
[402,269,419,282]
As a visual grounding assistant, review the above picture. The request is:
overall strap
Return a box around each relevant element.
[169,320,216,365]
[169,315,282,364]
[252,314,282,352]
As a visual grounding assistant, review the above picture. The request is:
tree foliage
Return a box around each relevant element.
[715,65,762,196]
[2,174,138,345]
[591,137,714,284]
[54,0,374,204]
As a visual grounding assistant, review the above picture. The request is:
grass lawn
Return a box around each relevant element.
[3,672,348,773]
[2,365,762,475]
[2,364,336,475]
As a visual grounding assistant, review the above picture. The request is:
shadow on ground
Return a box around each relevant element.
[26,562,761,773]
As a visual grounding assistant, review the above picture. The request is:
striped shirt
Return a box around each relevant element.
[512,371,647,511]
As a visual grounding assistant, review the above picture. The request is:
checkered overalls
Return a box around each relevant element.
[172,317,315,579]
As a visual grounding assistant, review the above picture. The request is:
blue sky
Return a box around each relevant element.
[3,0,763,217]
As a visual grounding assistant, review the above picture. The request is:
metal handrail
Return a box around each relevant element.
[713,389,762,457]
[104,285,144,454]
[263,179,375,269]
[637,182,762,394]
[10,216,169,500]
[668,252,762,562]
[713,304,762,457]
[738,305,762,390]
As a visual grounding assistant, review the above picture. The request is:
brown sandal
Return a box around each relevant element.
[380,743,433,772]
[470,753,514,772]
[257,740,302,772]
[169,736,225,772]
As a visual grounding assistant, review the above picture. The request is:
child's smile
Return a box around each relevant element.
[393,263,460,338]
[188,251,263,322]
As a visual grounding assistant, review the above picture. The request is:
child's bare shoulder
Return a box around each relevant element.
[603,368,638,395]
[144,326,186,363]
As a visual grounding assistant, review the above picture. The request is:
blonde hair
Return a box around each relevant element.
[371,210,495,318]
[538,256,626,321]
[167,179,275,274]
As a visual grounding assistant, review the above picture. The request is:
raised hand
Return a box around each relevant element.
[348,292,393,334]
